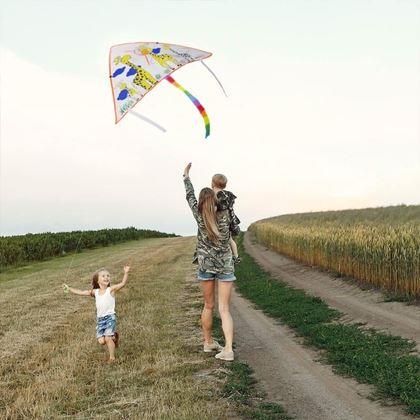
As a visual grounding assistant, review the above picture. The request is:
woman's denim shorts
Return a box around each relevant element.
[197,270,236,282]
[96,313,116,338]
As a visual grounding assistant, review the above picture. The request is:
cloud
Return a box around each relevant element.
[1,47,419,236]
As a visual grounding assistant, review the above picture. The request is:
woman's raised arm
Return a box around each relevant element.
[183,163,199,219]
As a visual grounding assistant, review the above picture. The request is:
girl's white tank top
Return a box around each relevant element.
[94,287,115,318]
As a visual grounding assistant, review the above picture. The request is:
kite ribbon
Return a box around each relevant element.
[165,75,210,138]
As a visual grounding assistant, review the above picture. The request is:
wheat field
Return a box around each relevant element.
[250,205,420,299]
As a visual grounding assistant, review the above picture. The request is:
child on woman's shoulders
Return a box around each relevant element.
[63,265,130,363]
[211,173,241,263]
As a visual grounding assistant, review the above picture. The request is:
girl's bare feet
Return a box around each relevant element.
[107,357,116,364]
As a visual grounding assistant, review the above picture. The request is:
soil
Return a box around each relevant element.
[232,291,411,419]
[243,231,420,351]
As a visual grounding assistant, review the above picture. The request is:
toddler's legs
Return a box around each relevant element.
[229,237,238,258]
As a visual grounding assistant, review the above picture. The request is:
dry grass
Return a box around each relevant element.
[0,237,234,419]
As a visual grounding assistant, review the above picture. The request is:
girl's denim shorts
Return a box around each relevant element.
[197,270,236,282]
[96,313,116,338]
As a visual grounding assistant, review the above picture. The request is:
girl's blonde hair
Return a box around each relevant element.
[92,269,111,289]
[198,188,220,244]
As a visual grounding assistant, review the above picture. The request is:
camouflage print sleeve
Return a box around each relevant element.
[184,176,199,220]
[229,207,241,237]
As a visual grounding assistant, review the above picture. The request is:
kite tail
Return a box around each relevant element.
[201,60,228,97]
[165,75,210,139]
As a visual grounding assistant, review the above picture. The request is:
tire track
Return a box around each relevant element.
[232,290,410,419]
[244,232,420,351]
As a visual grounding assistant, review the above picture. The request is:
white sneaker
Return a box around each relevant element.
[203,340,224,353]
[215,349,234,361]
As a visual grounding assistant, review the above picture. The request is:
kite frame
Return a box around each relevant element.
[109,41,213,124]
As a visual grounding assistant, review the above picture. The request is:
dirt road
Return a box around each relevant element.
[244,231,420,351]
[232,291,410,419]
[226,231,419,419]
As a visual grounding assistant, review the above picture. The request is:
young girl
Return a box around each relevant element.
[63,265,130,363]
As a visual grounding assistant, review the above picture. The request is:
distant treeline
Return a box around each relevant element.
[250,205,420,299]
[0,227,178,270]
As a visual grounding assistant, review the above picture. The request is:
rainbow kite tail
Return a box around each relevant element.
[165,75,210,138]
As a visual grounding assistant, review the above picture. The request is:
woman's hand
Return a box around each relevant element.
[183,162,192,177]
[123,265,130,274]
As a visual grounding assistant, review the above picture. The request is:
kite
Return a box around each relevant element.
[109,42,227,138]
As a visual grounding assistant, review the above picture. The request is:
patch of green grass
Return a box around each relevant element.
[222,361,291,419]
[222,362,256,404]
[213,316,291,419]
[382,291,419,304]
[236,234,420,415]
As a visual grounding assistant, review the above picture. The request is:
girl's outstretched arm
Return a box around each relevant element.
[110,265,130,293]
[63,284,93,297]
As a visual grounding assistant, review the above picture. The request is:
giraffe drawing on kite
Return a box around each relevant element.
[139,47,180,69]
[113,55,157,91]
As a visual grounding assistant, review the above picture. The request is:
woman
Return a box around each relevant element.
[183,163,235,361]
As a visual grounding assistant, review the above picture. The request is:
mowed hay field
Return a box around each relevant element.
[0,237,234,419]
[250,205,420,299]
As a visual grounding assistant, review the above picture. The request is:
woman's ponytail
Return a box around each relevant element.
[198,188,220,244]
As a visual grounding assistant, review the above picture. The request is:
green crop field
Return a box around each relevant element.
[0,227,177,270]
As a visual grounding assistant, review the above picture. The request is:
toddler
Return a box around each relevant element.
[212,173,241,263]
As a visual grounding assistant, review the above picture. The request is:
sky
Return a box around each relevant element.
[1,0,419,236]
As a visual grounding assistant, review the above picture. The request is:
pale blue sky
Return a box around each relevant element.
[1,0,419,236]
[2,0,420,73]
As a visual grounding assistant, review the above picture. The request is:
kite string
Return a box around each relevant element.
[64,231,85,285]
[165,75,210,139]
[29,230,83,286]
[201,61,228,97]
[129,110,167,133]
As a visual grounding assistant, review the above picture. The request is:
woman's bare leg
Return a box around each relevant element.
[218,281,234,352]
[201,280,215,344]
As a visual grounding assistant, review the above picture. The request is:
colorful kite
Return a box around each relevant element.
[109,42,226,138]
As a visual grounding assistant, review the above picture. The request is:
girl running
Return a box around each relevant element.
[63,265,130,363]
